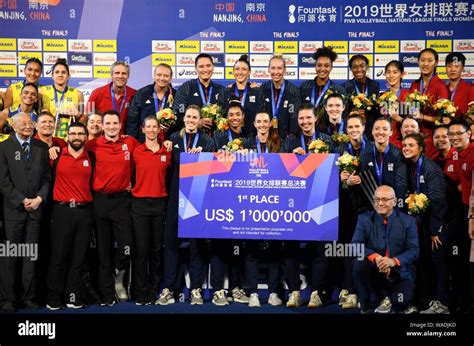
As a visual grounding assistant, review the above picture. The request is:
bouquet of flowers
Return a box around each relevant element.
[331,133,350,146]
[222,138,244,153]
[200,104,223,121]
[156,108,177,128]
[215,116,229,132]
[335,153,360,188]
[405,192,430,215]
[308,139,330,153]
[433,98,457,125]
[377,91,399,118]
[405,90,431,115]
[463,104,474,124]
[351,93,375,112]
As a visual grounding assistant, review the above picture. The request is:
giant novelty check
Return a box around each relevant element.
[178,152,339,240]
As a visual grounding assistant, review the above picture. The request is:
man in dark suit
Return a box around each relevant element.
[0,112,51,312]
[352,185,419,314]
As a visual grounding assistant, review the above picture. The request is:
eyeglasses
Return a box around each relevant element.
[374,197,395,204]
[447,130,467,138]
[68,132,87,137]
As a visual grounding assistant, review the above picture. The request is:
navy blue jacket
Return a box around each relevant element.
[359,142,407,206]
[341,78,380,140]
[217,82,259,136]
[127,83,176,141]
[214,128,247,151]
[300,79,346,109]
[172,79,224,127]
[282,131,331,153]
[352,209,419,280]
[406,155,447,236]
[257,80,300,139]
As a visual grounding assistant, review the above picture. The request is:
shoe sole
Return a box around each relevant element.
[190,301,203,305]
[249,303,261,307]
[46,305,62,311]
[66,304,86,309]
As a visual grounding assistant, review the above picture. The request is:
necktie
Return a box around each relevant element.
[22,142,30,161]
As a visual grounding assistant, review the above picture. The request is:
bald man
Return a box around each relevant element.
[352,185,419,314]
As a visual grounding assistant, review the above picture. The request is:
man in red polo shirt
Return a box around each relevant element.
[34,110,67,149]
[448,119,474,311]
[46,122,94,310]
[86,61,136,134]
[33,109,68,305]
[86,110,139,306]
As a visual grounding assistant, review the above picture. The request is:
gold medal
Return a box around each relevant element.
[272,118,278,129]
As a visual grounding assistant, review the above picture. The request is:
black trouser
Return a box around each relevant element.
[246,240,281,294]
[353,259,415,312]
[47,203,92,305]
[93,192,133,301]
[163,197,179,291]
[1,214,40,303]
[37,199,53,305]
[307,241,329,293]
[227,240,245,291]
[414,222,450,309]
[131,197,167,301]
[281,241,301,292]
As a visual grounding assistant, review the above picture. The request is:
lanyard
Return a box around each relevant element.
[183,132,199,151]
[354,80,366,95]
[227,129,242,142]
[328,119,345,135]
[300,132,316,153]
[415,156,423,193]
[256,136,269,153]
[311,80,330,107]
[348,138,366,156]
[395,87,402,98]
[450,79,461,102]
[153,91,167,113]
[419,74,435,95]
[111,85,127,114]
[197,79,213,105]
[373,144,390,185]
[270,81,285,119]
[234,84,248,108]
[54,86,67,113]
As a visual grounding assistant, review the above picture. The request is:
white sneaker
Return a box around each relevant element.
[248,293,261,307]
[155,288,175,305]
[231,287,250,304]
[190,288,203,305]
[341,294,359,309]
[375,297,392,313]
[338,289,349,305]
[212,289,229,306]
[420,300,449,314]
[286,291,301,308]
[268,293,282,306]
[308,290,323,308]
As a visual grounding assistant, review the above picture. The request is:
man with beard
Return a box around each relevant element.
[46,122,94,310]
